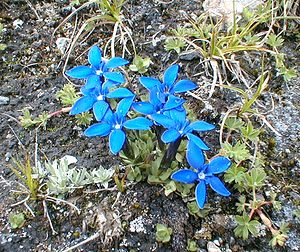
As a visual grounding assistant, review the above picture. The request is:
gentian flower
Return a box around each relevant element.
[171,141,231,209]
[150,109,215,150]
[84,97,153,154]
[66,45,129,85]
[133,64,197,115]
[70,78,134,121]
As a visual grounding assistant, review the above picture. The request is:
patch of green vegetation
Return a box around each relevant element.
[155,223,172,243]
[8,212,26,229]
[0,22,6,51]
[129,55,152,74]
[56,84,79,106]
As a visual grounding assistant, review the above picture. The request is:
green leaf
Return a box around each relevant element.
[56,84,79,106]
[224,117,244,131]
[234,213,260,240]
[267,34,284,48]
[222,141,250,162]
[244,168,266,189]
[164,181,176,196]
[75,112,93,126]
[165,38,186,54]
[8,213,25,229]
[156,224,172,243]
[241,121,260,141]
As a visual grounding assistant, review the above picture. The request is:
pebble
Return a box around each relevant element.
[207,241,221,252]
[56,37,69,54]
[13,19,24,29]
[5,152,12,162]
[0,96,9,105]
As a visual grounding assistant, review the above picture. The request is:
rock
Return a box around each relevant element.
[13,19,24,29]
[0,96,9,105]
[56,37,70,54]
[203,0,262,24]
[207,241,221,252]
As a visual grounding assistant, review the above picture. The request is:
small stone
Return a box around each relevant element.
[56,37,70,54]
[213,239,220,246]
[0,96,9,105]
[207,241,221,252]
[13,19,24,29]
[5,152,12,162]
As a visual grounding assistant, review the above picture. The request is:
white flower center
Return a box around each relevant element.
[115,124,121,129]
[96,70,103,75]
[198,172,205,180]
[179,130,183,134]
[97,95,104,101]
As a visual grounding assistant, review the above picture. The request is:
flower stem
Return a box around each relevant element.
[160,138,181,170]
[153,125,165,150]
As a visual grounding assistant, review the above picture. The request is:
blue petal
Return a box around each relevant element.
[88,46,102,69]
[186,140,205,170]
[123,117,153,130]
[206,176,231,196]
[189,121,215,131]
[102,80,120,91]
[107,88,134,98]
[69,96,96,115]
[161,129,181,143]
[106,57,129,69]
[132,102,155,115]
[103,72,126,83]
[173,79,197,93]
[164,95,185,110]
[66,66,94,79]
[163,64,179,88]
[195,180,207,209]
[84,123,111,137]
[206,157,231,174]
[116,97,134,117]
[186,133,210,150]
[149,87,164,105]
[93,100,109,121]
[168,107,186,123]
[150,114,176,128]
[171,169,198,184]
[109,129,126,154]
[139,77,161,90]
[85,75,102,90]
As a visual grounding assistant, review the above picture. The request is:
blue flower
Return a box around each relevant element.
[150,109,215,150]
[171,141,231,209]
[84,97,153,154]
[133,64,197,115]
[66,45,129,85]
[70,78,134,121]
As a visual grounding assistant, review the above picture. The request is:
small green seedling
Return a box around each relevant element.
[129,55,152,74]
[187,239,198,252]
[164,38,186,54]
[56,84,79,106]
[155,223,172,243]
[8,212,26,229]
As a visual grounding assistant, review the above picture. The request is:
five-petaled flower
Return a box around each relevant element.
[84,97,153,154]
[150,109,215,150]
[66,45,129,85]
[65,45,132,118]
[171,141,231,209]
[133,64,197,115]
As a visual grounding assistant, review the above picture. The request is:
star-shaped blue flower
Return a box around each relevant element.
[69,77,134,121]
[133,64,197,115]
[150,108,215,150]
[66,45,129,85]
[84,97,153,154]
[171,141,231,209]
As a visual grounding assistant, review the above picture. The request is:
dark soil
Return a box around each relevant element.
[0,0,299,251]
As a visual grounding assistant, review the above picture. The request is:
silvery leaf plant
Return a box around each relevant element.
[66,45,232,209]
